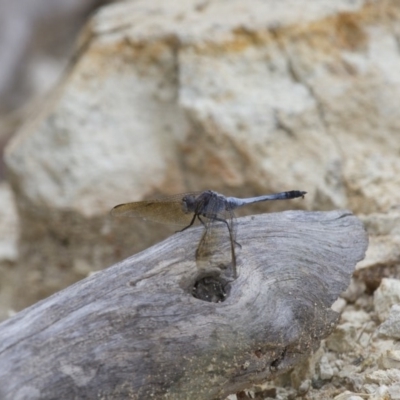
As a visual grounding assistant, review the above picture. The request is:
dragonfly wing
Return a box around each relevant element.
[197,208,237,253]
[202,207,237,238]
[111,192,205,226]
[196,208,238,277]
[111,200,195,227]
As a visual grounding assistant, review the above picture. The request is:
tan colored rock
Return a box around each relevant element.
[0,182,20,320]
[365,369,400,386]
[341,308,371,326]
[378,304,400,339]
[346,396,364,400]
[378,349,400,370]
[388,385,400,400]
[318,354,337,380]
[374,278,400,322]
[358,211,400,270]
[334,392,364,400]
[325,322,358,353]
[0,183,19,263]
[341,278,366,303]
[355,211,400,292]
[367,385,390,400]
[332,297,347,313]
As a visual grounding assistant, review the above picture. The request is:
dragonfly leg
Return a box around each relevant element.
[197,215,208,227]
[213,216,241,248]
[176,212,197,233]
[212,215,242,250]
[234,240,242,250]
[213,216,237,279]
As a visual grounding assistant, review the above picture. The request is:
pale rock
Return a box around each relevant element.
[344,373,364,392]
[333,392,363,400]
[318,354,335,380]
[334,359,344,369]
[341,309,371,326]
[368,385,390,400]
[365,369,400,386]
[357,236,400,272]
[0,182,19,262]
[378,304,400,339]
[361,211,400,237]
[374,279,400,322]
[388,384,400,400]
[355,296,375,313]
[341,278,366,303]
[297,379,311,395]
[324,352,339,363]
[363,383,379,394]
[0,182,20,320]
[357,211,400,271]
[378,350,400,370]
[326,322,358,353]
[363,320,378,334]
[7,0,364,217]
[347,397,364,400]
[359,332,372,348]
[338,364,359,380]
[332,297,347,313]
[358,235,400,270]
[7,0,400,217]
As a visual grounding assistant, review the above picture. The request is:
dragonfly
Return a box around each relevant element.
[111,190,306,278]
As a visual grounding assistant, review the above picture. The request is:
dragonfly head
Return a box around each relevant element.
[182,194,197,214]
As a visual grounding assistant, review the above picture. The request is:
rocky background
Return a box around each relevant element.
[0,0,400,399]
[0,0,113,317]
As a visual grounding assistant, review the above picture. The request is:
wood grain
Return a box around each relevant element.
[0,210,368,399]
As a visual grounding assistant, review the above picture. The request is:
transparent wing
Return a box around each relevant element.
[202,208,237,240]
[196,208,238,277]
[110,192,203,227]
[197,208,237,256]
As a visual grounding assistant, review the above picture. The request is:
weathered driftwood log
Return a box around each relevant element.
[0,210,368,400]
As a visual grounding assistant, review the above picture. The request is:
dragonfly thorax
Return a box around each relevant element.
[181,191,229,218]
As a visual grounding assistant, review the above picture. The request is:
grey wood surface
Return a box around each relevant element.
[0,210,368,400]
